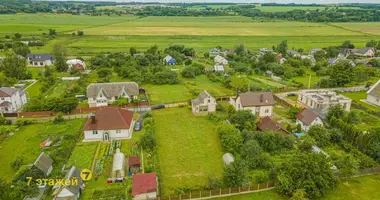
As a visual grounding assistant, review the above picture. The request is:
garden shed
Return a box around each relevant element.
[222,153,234,165]
[111,148,125,178]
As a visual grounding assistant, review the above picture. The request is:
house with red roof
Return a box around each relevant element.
[296,108,323,132]
[132,172,158,200]
[256,116,290,134]
[83,107,135,142]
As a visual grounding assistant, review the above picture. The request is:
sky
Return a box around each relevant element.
[46,0,379,4]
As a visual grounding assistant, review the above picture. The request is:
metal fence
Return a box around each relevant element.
[157,182,275,200]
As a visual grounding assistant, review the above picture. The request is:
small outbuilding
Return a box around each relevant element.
[164,55,176,65]
[222,153,234,165]
[128,156,141,174]
[33,152,53,177]
[132,172,158,200]
[112,148,125,178]
[66,59,86,72]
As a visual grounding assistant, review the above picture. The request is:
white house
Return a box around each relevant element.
[66,59,86,72]
[0,87,27,113]
[52,166,84,200]
[351,47,376,58]
[287,49,301,57]
[229,92,275,117]
[214,64,225,72]
[132,173,158,200]
[191,90,216,115]
[87,82,139,108]
[209,48,220,57]
[214,55,228,65]
[298,90,352,113]
[27,53,54,67]
[296,108,323,132]
[366,80,380,107]
[83,107,135,142]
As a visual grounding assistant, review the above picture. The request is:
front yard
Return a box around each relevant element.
[0,119,85,181]
[154,107,224,195]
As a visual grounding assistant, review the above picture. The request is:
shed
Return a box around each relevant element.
[112,148,125,178]
[33,152,53,177]
[222,153,234,165]
[128,156,141,174]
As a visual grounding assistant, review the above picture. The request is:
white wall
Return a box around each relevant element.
[0,90,27,113]
[367,95,380,106]
[134,192,157,200]
[296,117,323,132]
[83,128,132,142]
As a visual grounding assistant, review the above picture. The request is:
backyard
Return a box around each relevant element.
[0,119,85,181]
[154,107,224,195]
[68,142,98,169]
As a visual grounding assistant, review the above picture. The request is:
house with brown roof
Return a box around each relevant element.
[0,87,27,113]
[191,90,216,115]
[83,107,135,142]
[128,156,141,174]
[87,82,139,107]
[296,108,323,132]
[132,172,158,200]
[366,80,380,107]
[229,92,275,117]
[256,116,290,134]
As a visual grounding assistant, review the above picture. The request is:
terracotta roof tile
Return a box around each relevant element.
[239,92,275,107]
[132,173,157,196]
[297,108,318,126]
[83,107,133,131]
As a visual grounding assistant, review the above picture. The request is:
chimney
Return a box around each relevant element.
[90,113,96,124]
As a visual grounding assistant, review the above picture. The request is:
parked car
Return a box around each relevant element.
[135,122,141,131]
[151,104,165,110]
[287,93,297,96]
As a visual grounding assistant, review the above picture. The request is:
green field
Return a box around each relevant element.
[331,22,380,35]
[154,108,224,195]
[0,119,84,181]
[257,6,362,12]
[68,142,98,169]
[341,91,380,112]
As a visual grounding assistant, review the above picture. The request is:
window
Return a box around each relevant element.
[0,97,4,100]
[265,109,269,113]
[100,93,103,98]
[377,99,379,103]
[92,131,98,135]
[199,106,208,112]
[208,99,210,103]
[40,62,43,65]
[116,130,121,134]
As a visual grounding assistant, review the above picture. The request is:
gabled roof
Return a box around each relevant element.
[256,116,289,134]
[128,156,141,166]
[0,101,11,107]
[84,107,134,131]
[239,92,275,107]
[132,172,157,196]
[214,55,227,63]
[87,82,139,99]
[34,152,53,175]
[66,59,86,68]
[192,90,212,106]
[214,64,224,72]
[0,87,20,97]
[210,48,220,52]
[352,47,375,54]
[54,166,84,198]
[27,53,54,61]
[367,80,380,98]
[296,108,319,126]
[287,49,300,55]
[222,153,234,165]
[164,55,175,62]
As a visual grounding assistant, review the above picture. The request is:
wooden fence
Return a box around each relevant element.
[157,182,275,200]
[336,166,380,178]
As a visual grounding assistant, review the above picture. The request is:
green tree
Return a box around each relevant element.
[12,42,30,57]
[49,28,56,36]
[335,154,359,178]
[139,129,156,151]
[325,46,339,58]
[235,44,246,56]
[314,50,326,61]
[329,63,354,86]
[277,152,338,199]
[0,52,29,80]
[203,52,209,58]
[341,40,355,49]
[229,110,256,131]
[326,105,346,123]
[223,160,248,187]
[241,140,262,169]
[217,123,242,154]
[146,44,158,55]
[298,135,316,151]
[254,170,269,184]
[290,189,307,200]
[130,47,137,56]
[307,125,330,147]
[230,75,248,93]
[55,56,68,72]
[77,30,84,36]
[346,110,362,124]
[52,43,67,57]
[97,68,112,78]
[14,33,22,40]
[277,40,288,56]
[366,40,377,48]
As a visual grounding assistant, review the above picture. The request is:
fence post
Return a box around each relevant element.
[229,187,231,194]
[266,182,269,188]
[169,195,170,200]
[248,184,251,191]
[200,191,201,197]
[209,190,211,197]
[219,188,221,195]
[257,184,259,190]
[239,187,240,193]
[190,191,191,199]
[179,194,181,200]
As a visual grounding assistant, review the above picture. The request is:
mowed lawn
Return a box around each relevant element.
[332,22,380,35]
[82,17,360,36]
[154,108,224,195]
[68,142,98,169]
[340,91,380,112]
[0,119,84,181]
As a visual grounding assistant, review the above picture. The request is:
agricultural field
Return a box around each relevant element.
[154,107,224,195]
[331,22,380,35]
[257,6,362,12]
[0,119,85,181]
[68,142,98,169]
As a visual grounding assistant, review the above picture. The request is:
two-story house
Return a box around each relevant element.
[229,92,275,117]
[27,53,54,67]
[296,108,323,132]
[191,90,216,115]
[83,107,135,142]
[0,87,27,113]
[87,82,139,108]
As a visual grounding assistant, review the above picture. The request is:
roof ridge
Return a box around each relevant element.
[117,108,129,126]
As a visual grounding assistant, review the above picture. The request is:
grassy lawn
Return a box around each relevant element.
[331,22,380,35]
[68,142,98,169]
[0,119,85,181]
[291,69,320,88]
[215,189,286,200]
[154,107,224,195]
[340,91,380,112]
[25,80,42,98]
